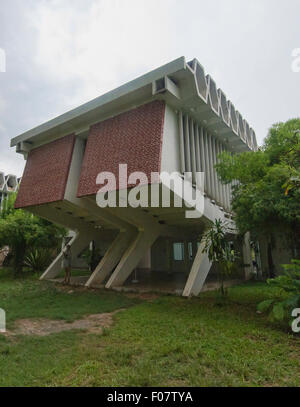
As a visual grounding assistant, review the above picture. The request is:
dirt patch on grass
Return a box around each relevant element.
[52,284,92,294]
[54,284,160,301]
[5,309,124,337]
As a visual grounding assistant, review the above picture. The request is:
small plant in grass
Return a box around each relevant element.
[202,219,238,302]
[24,249,53,274]
[81,246,103,272]
[257,259,300,329]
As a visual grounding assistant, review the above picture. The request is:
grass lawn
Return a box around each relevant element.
[0,267,299,387]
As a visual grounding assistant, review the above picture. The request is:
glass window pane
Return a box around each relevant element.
[188,242,193,260]
[173,242,184,261]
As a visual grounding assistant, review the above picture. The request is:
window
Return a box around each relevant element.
[173,242,184,261]
[188,242,193,260]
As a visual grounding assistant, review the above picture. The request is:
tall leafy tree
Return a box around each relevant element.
[216,119,300,277]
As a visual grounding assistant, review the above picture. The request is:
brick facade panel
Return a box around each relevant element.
[15,134,75,209]
[77,101,166,197]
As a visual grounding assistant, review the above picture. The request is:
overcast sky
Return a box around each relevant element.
[0,0,300,177]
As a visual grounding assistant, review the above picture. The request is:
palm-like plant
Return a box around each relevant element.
[203,219,238,297]
[24,249,53,274]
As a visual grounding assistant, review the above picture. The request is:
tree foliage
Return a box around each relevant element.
[203,219,238,298]
[0,194,66,274]
[257,259,300,329]
[216,119,300,267]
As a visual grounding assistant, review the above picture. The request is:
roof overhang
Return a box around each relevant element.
[11,56,257,153]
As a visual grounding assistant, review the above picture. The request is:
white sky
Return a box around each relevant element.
[0,0,300,176]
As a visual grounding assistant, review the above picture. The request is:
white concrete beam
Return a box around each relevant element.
[106,206,192,240]
[182,237,212,297]
[40,231,93,280]
[30,204,106,236]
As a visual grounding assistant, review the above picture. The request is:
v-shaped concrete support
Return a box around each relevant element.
[105,229,159,288]
[85,231,136,287]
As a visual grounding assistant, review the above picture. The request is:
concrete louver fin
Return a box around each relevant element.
[184,115,192,172]
[194,61,208,102]
[0,172,4,192]
[228,101,238,135]
[236,111,246,143]
[4,174,18,193]
[250,128,258,151]
[206,75,219,115]
[244,120,252,149]
[187,59,196,72]
[178,111,186,174]
[187,58,257,150]
[218,88,230,126]
[167,58,257,151]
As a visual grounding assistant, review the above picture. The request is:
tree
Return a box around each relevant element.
[0,194,66,275]
[202,219,238,298]
[216,119,300,277]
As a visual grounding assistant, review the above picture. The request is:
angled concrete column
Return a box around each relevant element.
[105,229,159,288]
[40,232,93,280]
[182,238,212,297]
[85,231,136,287]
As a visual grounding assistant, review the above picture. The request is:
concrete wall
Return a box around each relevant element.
[151,237,170,272]
[160,105,181,174]
[150,234,247,281]
[151,237,197,274]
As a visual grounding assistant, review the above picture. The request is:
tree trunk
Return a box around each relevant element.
[13,244,26,276]
[267,236,275,278]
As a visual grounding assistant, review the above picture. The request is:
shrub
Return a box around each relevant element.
[24,249,53,274]
[257,259,300,328]
[0,193,66,274]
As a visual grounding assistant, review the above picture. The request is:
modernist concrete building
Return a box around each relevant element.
[10,57,257,296]
[0,172,19,211]
[0,172,19,267]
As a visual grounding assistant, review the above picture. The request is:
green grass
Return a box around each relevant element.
[56,268,92,278]
[0,268,140,326]
[0,268,299,387]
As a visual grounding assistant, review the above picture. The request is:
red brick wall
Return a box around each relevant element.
[77,100,166,197]
[15,134,75,209]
